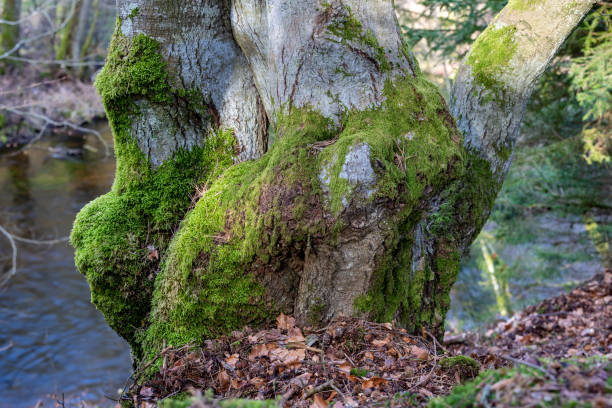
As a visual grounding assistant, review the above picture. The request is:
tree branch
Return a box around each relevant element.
[451,0,596,182]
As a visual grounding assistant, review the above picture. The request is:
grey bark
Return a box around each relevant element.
[451,0,595,186]
[116,0,266,165]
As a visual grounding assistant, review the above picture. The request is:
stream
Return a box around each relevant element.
[0,124,130,407]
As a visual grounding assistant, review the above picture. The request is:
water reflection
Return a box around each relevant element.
[0,124,131,408]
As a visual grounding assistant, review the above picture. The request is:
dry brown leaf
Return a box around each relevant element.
[218,370,230,392]
[248,343,278,360]
[362,377,388,389]
[225,353,239,368]
[337,361,352,374]
[409,346,429,360]
[249,377,266,388]
[287,327,306,343]
[312,394,328,408]
[231,378,244,389]
[372,337,390,348]
[277,313,296,330]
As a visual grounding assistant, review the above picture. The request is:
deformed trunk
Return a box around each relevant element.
[71,0,595,361]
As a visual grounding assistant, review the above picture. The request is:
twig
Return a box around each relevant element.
[2,107,111,157]
[0,224,18,288]
[286,342,323,353]
[425,329,448,353]
[0,223,69,288]
[501,354,556,381]
[0,341,13,353]
[304,379,334,399]
[330,382,346,402]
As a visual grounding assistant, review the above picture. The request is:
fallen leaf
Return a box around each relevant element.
[409,346,429,360]
[277,313,296,330]
[231,378,243,389]
[225,353,239,368]
[248,343,278,360]
[218,370,230,392]
[249,377,266,388]
[372,337,390,348]
[338,361,352,374]
[146,245,159,261]
[288,327,305,343]
[362,377,388,389]
[312,394,328,408]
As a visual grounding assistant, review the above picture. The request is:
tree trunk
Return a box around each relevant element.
[71,0,595,361]
[72,0,92,65]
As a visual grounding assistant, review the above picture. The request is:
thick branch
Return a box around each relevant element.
[451,0,595,182]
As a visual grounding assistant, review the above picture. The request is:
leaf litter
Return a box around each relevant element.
[128,269,612,407]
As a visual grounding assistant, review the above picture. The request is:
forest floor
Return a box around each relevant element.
[0,73,104,152]
[127,269,612,408]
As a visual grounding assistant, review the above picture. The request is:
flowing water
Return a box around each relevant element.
[0,124,131,407]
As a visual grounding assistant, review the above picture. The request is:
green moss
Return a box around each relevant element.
[350,368,370,377]
[142,70,469,356]
[127,7,140,20]
[439,356,480,380]
[326,6,391,72]
[71,24,226,357]
[508,0,541,10]
[159,392,278,408]
[467,25,518,100]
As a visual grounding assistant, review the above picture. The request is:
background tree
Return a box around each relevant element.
[71,0,596,362]
[0,0,21,65]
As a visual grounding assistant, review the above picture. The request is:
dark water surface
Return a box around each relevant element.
[0,124,131,407]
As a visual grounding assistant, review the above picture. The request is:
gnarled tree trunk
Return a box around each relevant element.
[71,0,594,361]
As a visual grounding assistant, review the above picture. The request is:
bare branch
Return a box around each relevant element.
[2,106,111,157]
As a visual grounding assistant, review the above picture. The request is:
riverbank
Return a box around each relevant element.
[0,73,105,153]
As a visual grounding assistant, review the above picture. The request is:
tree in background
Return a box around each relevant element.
[0,0,21,65]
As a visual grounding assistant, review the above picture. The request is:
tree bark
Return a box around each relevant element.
[71,0,595,361]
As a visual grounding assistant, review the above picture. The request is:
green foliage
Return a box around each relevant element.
[428,366,542,408]
[398,0,506,59]
[569,4,612,163]
[439,355,480,381]
[158,390,278,408]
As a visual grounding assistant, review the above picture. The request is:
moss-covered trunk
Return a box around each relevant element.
[71,0,595,366]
